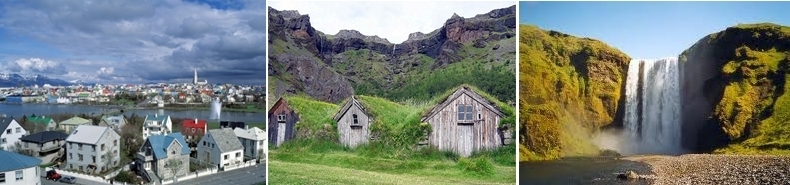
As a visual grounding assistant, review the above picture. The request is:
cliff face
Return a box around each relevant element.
[268,5,517,103]
[680,23,790,152]
[519,25,631,160]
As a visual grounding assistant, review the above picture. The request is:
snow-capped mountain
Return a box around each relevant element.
[0,73,72,87]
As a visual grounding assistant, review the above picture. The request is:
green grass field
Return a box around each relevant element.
[269,88,516,184]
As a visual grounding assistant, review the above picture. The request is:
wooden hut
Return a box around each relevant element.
[333,96,372,148]
[421,86,505,157]
[268,97,299,147]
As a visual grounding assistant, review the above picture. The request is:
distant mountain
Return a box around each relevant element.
[0,73,73,87]
[268,5,517,104]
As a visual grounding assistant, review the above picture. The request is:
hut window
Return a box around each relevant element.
[277,114,286,122]
[457,104,473,121]
[352,114,359,125]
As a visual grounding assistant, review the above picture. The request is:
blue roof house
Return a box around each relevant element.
[0,150,42,184]
[135,132,190,181]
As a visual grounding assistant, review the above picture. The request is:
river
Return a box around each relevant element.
[519,157,653,185]
[0,103,265,123]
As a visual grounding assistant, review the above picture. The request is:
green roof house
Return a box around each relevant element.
[28,115,57,132]
[59,116,91,133]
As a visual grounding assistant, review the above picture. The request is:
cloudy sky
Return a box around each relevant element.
[0,0,265,85]
[268,1,515,44]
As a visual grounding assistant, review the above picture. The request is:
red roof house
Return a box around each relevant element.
[182,118,207,141]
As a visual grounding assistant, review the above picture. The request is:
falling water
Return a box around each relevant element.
[622,58,682,155]
[210,97,222,120]
[392,44,397,55]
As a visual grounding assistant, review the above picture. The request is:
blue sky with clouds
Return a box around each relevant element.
[520,1,790,59]
[0,0,265,84]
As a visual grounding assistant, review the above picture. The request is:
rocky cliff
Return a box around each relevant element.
[679,23,790,152]
[268,5,516,104]
[519,25,631,160]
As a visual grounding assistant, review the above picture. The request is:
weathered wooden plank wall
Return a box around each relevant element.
[426,93,501,157]
[337,105,370,148]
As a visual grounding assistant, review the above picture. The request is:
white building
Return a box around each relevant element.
[143,114,172,140]
[1,117,28,151]
[196,128,243,170]
[65,125,121,173]
[0,150,42,185]
[233,127,266,161]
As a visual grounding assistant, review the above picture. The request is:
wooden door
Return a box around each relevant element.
[277,123,286,146]
[458,124,473,157]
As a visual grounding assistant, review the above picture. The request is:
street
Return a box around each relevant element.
[172,163,266,185]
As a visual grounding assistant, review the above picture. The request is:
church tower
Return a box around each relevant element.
[194,69,198,84]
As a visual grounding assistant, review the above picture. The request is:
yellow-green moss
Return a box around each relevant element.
[519,25,630,161]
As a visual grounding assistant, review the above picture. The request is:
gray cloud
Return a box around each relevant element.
[0,0,266,84]
[6,58,68,75]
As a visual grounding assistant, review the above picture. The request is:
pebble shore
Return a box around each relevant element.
[626,154,790,185]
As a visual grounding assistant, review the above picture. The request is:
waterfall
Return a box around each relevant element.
[210,97,222,120]
[392,44,397,55]
[622,58,683,155]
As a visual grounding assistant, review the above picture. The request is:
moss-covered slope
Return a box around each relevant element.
[679,23,790,153]
[519,25,631,160]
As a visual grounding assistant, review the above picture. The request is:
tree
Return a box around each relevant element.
[164,158,184,180]
[102,148,116,172]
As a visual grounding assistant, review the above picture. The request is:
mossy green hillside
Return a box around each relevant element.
[519,25,631,161]
[679,23,790,154]
[270,90,515,184]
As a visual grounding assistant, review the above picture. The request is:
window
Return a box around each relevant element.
[78,154,83,161]
[69,153,72,159]
[24,142,28,148]
[5,129,9,134]
[277,114,286,122]
[352,114,359,125]
[192,128,196,133]
[457,104,473,121]
[92,145,96,152]
[101,144,105,151]
[79,166,83,171]
[70,143,73,149]
[92,156,96,163]
[78,143,83,150]
[15,127,20,133]
[203,141,206,146]
[0,172,4,183]
[224,154,228,160]
[114,140,118,146]
[15,170,22,180]
[2,138,6,144]
[172,150,176,155]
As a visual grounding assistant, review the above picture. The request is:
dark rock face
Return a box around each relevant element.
[268,5,516,103]
[679,23,790,151]
[272,54,354,103]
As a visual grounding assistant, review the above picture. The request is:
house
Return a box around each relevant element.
[233,127,266,161]
[1,117,27,151]
[196,128,243,170]
[181,119,207,141]
[219,121,246,130]
[332,96,372,148]
[142,114,173,140]
[28,115,57,131]
[135,133,190,181]
[18,131,68,158]
[98,115,127,131]
[65,125,121,174]
[0,150,42,185]
[421,86,505,157]
[59,116,91,133]
[267,97,299,147]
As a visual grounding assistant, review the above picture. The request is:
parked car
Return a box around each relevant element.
[58,176,77,184]
[45,170,61,181]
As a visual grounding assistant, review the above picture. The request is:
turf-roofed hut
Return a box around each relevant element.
[268,97,300,147]
[333,96,373,148]
[422,86,506,157]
